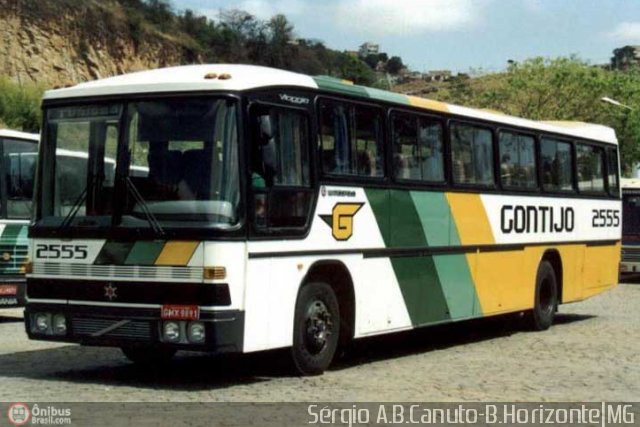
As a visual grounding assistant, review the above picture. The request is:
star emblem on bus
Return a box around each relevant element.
[104,283,118,301]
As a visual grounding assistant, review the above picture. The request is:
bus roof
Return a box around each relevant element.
[44,64,618,145]
[0,129,39,142]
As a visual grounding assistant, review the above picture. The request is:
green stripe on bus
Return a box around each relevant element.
[94,241,135,265]
[124,241,166,265]
[391,256,451,324]
[364,188,390,244]
[0,224,22,244]
[390,190,427,247]
[313,76,370,98]
[364,87,410,106]
[409,192,450,246]
[380,190,451,324]
[409,191,481,319]
[17,225,28,243]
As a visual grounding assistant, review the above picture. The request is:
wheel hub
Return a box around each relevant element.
[305,300,333,354]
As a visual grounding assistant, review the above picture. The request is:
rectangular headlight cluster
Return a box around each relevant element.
[160,320,205,344]
[30,312,67,336]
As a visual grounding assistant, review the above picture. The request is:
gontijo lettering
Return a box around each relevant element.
[501,205,575,234]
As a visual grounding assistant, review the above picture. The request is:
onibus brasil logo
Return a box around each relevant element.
[7,403,31,426]
[320,203,364,241]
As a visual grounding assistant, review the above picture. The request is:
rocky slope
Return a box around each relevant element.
[0,0,197,88]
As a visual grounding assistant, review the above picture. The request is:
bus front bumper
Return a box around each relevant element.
[24,303,244,353]
[0,277,26,308]
[620,261,640,274]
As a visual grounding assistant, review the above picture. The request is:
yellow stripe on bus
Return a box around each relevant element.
[408,96,449,113]
[155,241,200,266]
[446,193,494,245]
[445,193,498,314]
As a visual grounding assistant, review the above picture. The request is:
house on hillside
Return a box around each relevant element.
[358,42,379,58]
[425,70,452,82]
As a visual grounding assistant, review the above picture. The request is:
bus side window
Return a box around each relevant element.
[319,100,384,178]
[607,147,619,196]
[498,131,537,190]
[576,143,605,194]
[251,105,312,232]
[540,138,574,192]
[392,112,444,182]
[450,123,494,186]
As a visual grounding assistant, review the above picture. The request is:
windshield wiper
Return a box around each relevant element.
[124,177,165,236]
[57,185,89,232]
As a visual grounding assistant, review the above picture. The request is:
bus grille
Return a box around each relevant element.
[72,317,153,341]
[33,263,203,282]
[621,246,640,263]
[0,243,28,275]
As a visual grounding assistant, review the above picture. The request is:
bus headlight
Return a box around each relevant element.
[53,314,67,335]
[163,321,181,342]
[187,322,205,343]
[34,313,50,333]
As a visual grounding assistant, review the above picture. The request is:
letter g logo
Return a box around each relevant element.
[320,203,364,241]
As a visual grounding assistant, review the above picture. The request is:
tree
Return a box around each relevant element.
[386,56,404,74]
[439,57,640,174]
[364,54,379,69]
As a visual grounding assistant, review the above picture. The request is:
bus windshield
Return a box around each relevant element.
[39,98,240,230]
[3,138,38,219]
[622,193,640,237]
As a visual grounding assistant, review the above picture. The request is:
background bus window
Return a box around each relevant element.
[576,143,605,194]
[607,147,620,196]
[541,138,573,192]
[251,105,312,230]
[623,193,640,235]
[392,113,444,182]
[498,131,537,189]
[450,123,494,186]
[3,138,38,219]
[319,100,384,178]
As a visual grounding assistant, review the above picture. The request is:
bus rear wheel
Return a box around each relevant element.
[525,260,558,331]
[291,282,340,375]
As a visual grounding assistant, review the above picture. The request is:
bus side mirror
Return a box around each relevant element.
[259,116,274,143]
[262,140,277,176]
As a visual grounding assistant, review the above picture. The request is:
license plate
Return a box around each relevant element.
[161,305,200,320]
[0,285,17,296]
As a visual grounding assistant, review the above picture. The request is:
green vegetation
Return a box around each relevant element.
[3,2,640,172]
[0,77,43,133]
[114,1,377,84]
[431,57,640,174]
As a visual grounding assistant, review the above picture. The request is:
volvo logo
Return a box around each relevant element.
[104,283,118,301]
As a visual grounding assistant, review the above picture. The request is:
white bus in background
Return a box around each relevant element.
[620,178,640,275]
[0,129,39,307]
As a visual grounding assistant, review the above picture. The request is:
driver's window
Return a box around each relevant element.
[251,105,312,231]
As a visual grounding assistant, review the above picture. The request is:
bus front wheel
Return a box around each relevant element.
[526,260,558,331]
[291,282,340,375]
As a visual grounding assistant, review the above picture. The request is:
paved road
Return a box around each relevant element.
[0,283,638,402]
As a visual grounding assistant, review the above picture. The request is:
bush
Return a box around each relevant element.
[0,76,43,133]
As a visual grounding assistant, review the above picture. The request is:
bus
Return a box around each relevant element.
[25,65,621,375]
[0,129,38,308]
[620,178,640,276]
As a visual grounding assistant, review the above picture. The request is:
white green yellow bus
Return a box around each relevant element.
[620,178,640,275]
[25,65,621,374]
[0,129,38,308]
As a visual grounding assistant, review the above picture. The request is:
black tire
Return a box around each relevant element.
[291,282,340,375]
[525,260,558,331]
[121,346,177,365]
